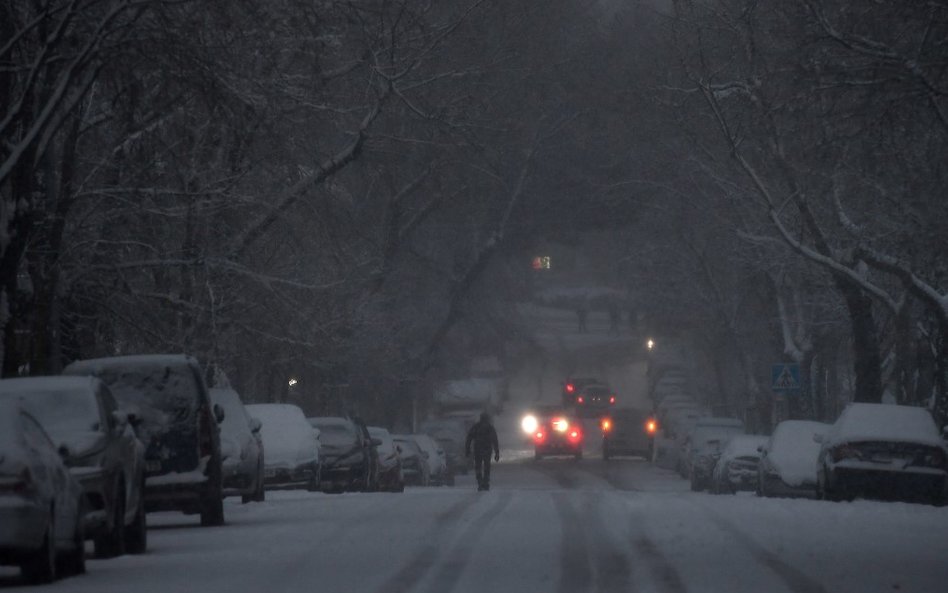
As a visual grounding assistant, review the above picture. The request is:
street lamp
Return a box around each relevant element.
[288,378,299,387]
[646,338,655,351]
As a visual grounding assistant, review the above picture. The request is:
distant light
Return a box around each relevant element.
[646,419,658,434]
[521,414,539,434]
[566,383,575,393]
[646,339,655,351]
[288,378,299,387]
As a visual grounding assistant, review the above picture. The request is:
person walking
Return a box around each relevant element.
[465,412,500,491]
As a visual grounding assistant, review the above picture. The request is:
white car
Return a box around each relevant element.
[710,435,768,494]
[408,434,449,486]
[210,388,265,503]
[757,420,829,498]
[368,427,404,492]
[245,404,320,492]
[0,400,86,583]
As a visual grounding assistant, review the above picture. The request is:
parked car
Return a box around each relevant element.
[409,434,451,486]
[63,355,225,526]
[534,411,584,460]
[682,417,745,490]
[350,416,381,490]
[392,436,429,486]
[246,404,320,491]
[816,403,947,505]
[419,418,469,475]
[308,417,376,492]
[757,420,829,498]
[710,434,768,494]
[368,427,404,492]
[209,387,264,503]
[0,400,86,583]
[0,376,146,558]
[601,407,655,460]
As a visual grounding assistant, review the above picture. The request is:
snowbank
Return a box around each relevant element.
[768,420,829,487]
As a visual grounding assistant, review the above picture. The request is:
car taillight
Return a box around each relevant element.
[831,444,860,463]
[601,418,612,432]
[566,384,575,393]
[577,396,584,404]
[534,431,546,443]
[646,419,658,435]
[199,405,214,458]
[0,468,33,495]
[609,395,616,404]
[568,430,581,442]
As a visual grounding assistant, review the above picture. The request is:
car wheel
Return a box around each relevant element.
[95,484,126,558]
[689,471,702,492]
[249,468,266,502]
[199,480,225,527]
[125,488,147,554]
[22,514,56,584]
[59,503,86,576]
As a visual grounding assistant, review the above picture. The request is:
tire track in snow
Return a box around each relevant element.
[694,503,830,593]
[372,495,477,593]
[632,535,688,593]
[552,491,594,593]
[579,491,633,593]
[420,491,514,593]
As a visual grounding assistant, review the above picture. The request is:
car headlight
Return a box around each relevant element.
[521,414,538,434]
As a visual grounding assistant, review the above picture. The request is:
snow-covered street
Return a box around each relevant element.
[3,454,945,593]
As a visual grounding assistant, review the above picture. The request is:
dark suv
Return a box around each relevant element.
[564,379,616,417]
[63,355,225,526]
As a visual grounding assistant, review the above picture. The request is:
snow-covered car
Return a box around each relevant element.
[0,400,86,583]
[392,436,429,486]
[0,376,146,558]
[757,420,829,498]
[816,403,947,504]
[601,407,655,460]
[534,411,584,460]
[368,427,404,492]
[710,434,768,494]
[682,417,745,490]
[409,434,451,486]
[63,355,225,526]
[308,417,375,492]
[210,387,264,503]
[246,404,320,491]
[418,418,469,475]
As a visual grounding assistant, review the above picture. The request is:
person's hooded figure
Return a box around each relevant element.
[465,412,500,490]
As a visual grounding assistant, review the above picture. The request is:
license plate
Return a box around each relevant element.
[146,461,162,473]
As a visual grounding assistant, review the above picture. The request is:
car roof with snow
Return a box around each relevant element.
[829,403,943,447]
[0,375,99,395]
[720,435,768,458]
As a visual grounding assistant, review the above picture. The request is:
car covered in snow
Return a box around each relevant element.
[0,376,147,558]
[308,417,377,492]
[601,407,656,460]
[710,434,768,494]
[392,435,429,486]
[63,355,225,526]
[368,427,404,492]
[533,411,584,460]
[246,404,320,492]
[408,434,451,486]
[816,403,947,504]
[209,387,264,503]
[757,420,829,498]
[682,417,745,490]
[419,418,470,475]
[0,400,86,583]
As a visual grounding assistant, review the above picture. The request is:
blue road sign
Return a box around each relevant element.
[771,363,801,393]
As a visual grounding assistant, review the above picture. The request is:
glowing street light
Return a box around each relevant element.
[288,378,299,387]
[646,339,655,351]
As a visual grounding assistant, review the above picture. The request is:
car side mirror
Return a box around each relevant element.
[213,403,225,424]
[127,413,143,428]
[812,433,824,444]
[250,417,262,433]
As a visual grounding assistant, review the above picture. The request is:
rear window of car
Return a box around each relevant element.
[0,388,100,443]
[583,385,611,395]
[94,364,200,437]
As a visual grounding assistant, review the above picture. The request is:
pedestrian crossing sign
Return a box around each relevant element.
[771,363,801,393]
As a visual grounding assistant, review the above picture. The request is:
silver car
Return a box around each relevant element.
[0,400,86,583]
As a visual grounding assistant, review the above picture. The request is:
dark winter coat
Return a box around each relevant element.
[465,420,499,457]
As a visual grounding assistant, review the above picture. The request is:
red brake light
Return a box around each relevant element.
[568,429,582,442]
[577,396,584,404]
[609,395,616,404]
[534,431,546,443]
[566,384,575,393]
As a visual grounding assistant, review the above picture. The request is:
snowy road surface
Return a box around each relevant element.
[3,457,946,593]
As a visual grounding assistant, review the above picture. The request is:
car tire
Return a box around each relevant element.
[95,484,126,558]
[125,488,147,554]
[689,471,702,492]
[199,477,225,527]
[59,503,86,576]
[22,514,56,584]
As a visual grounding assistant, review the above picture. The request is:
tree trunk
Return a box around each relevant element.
[836,278,882,403]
